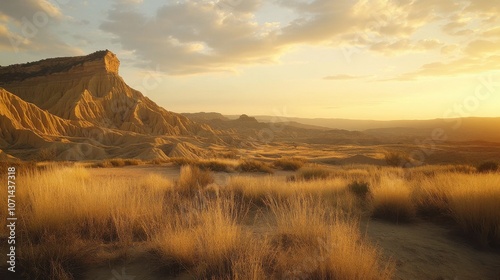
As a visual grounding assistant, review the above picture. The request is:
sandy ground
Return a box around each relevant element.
[84,165,500,280]
[363,220,500,280]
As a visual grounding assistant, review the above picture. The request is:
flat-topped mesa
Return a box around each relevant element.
[0,50,120,84]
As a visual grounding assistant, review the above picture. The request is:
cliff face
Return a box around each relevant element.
[0,50,215,137]
[0,50,220,161]
[0,50,119,84]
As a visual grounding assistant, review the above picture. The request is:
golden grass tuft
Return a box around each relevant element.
[273,157,305,171]
[268,195,394,280]
[295,164,332,181]
[237,159,274,173]
[154,195,244,278]
[228,175,349,205]
[176,165,215,194]
[422,173,500,246]
[371,176,416,223]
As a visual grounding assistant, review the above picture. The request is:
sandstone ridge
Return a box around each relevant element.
[0,50,222,161]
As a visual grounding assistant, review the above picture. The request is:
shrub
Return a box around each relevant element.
[154,196,243,278]
[296,165,331,181]
[477,161,499,173]
[348,181,370,198]
[200,160,234,172]
[371,176,415,223]
[385,152,411,167]
[123,159,141,166]
[237,160,273,174]
[177,165,214,194]
[273,158,304,171]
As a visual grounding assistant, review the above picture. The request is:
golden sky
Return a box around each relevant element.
[1,0,499,120]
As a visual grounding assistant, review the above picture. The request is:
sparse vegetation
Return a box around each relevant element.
[296,165,331,181]
[237,159,274,173]
[273,157,305,171]
[477,161,499,173]
[385,151,411,167]
[3,162,499,279]
[348,180,371,198]
[90,158,143,168]
[371,176,416,223]
[176,165,214,194]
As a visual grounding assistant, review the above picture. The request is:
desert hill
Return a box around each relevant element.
[251,115,500,143]
[0,50,214,136]
[0,51,222,161]
[182,113,380,145]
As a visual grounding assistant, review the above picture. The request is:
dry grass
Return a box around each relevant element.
[228,175,349,205]
[6,162,499,279]
[19,166,172,241]
[154,195,244,278]
[0,166,174,279]
[273,157,305,171]
[237,159,274,173]
[268,195,394,280]
[295,164,332,181]
[170,157,274,173]
[417,173,500,246]
[90,158,142,168]
[176,165,214,195]
[371,176,416,223]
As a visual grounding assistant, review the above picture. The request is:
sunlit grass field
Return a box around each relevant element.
[0,160,499,279]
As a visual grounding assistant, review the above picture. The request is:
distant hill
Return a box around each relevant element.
[252,116,500,143]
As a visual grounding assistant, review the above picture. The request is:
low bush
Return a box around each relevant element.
[176,165,214,194]
[371,176,415,223]
[296,165,331,181]
[237,160,273,174]
[348,181,370,198]
[477,161,498,173]
[385,151,411,167]
[273,158,304,171]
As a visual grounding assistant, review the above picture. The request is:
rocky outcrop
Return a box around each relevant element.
[0,50,220,160]
[0,50,216,137]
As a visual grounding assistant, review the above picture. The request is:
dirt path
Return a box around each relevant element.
[363,220,500,280]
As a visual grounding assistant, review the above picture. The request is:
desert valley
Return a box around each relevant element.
[0,50,499,280]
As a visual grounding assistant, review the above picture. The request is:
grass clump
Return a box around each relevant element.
[237,159,274,174]
[268,195,394,280]
[273,157,304,171]
[477,161,498,173]
[348,181,370,198]
[154,196,245,278]
[385,151,411,167]
[176,165,214,194]
[296,165,331,181]
[371,176,416,223]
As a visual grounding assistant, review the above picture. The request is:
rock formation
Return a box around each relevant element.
[0,50,219,160]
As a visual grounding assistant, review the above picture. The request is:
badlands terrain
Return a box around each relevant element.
[0,51,499,279]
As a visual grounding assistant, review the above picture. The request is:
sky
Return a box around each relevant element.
[0,0,499,120]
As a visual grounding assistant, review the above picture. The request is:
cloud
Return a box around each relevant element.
[369,39,442,55]
[0,0,81,55]
[100,0,284,75]
[396,39,500,80]
[98,0,500,76]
